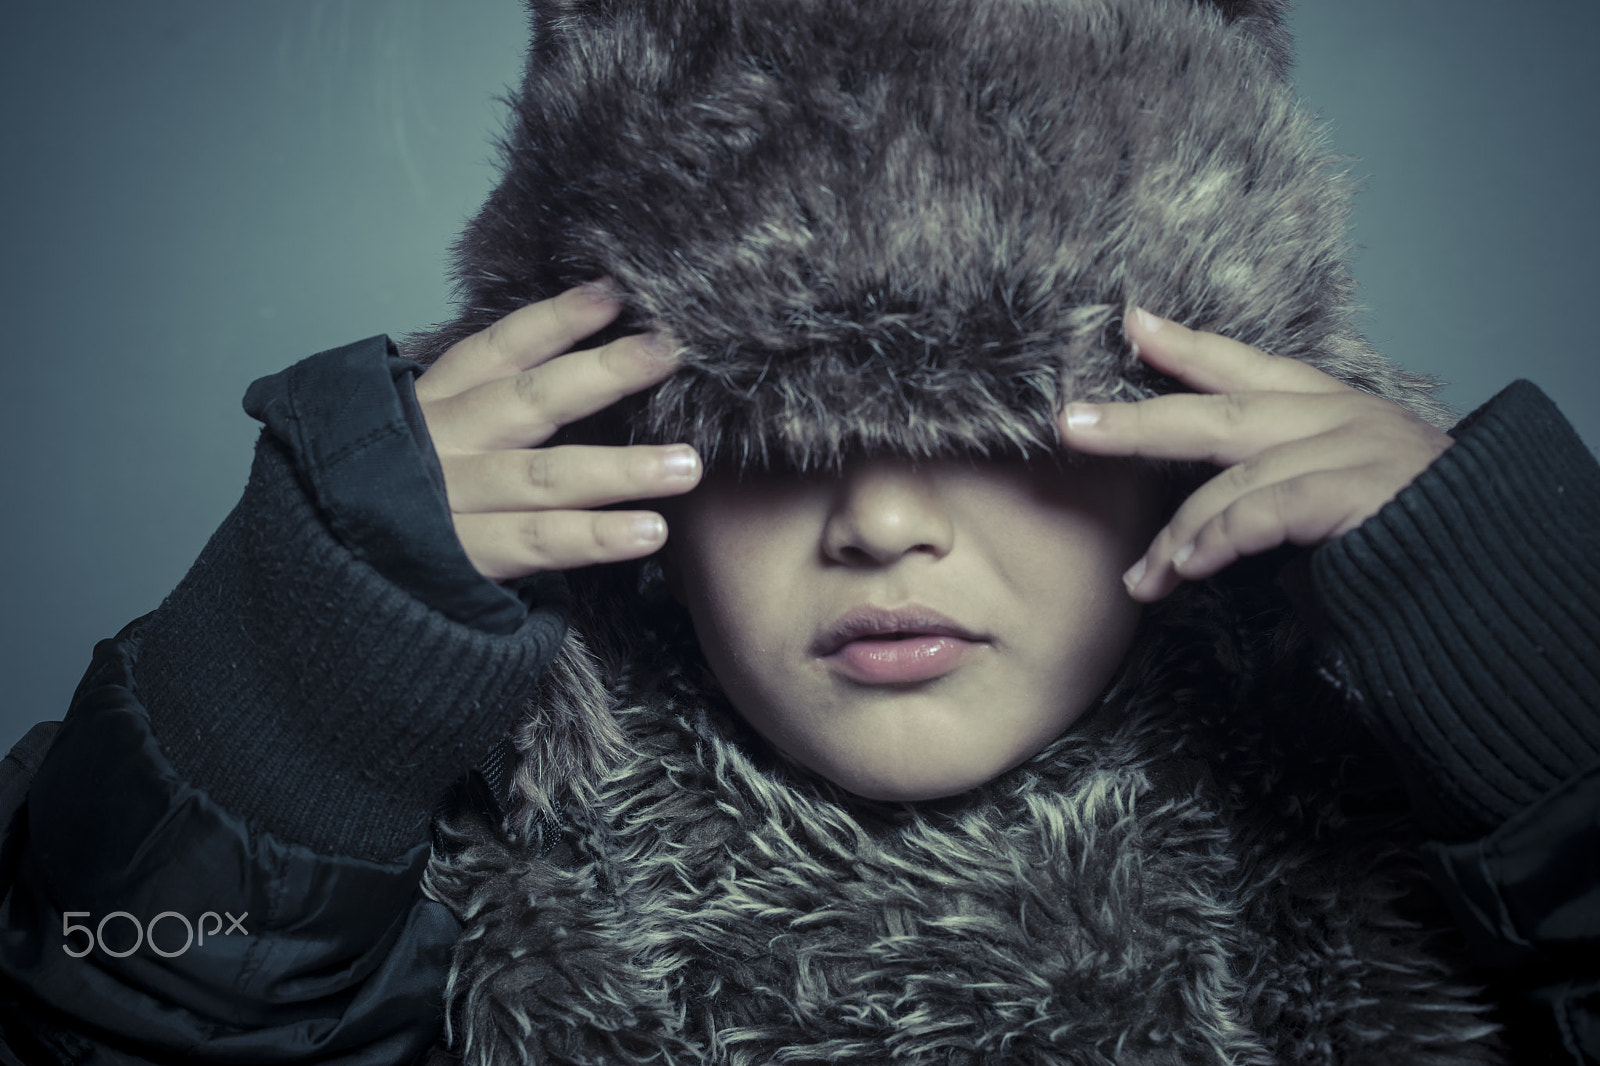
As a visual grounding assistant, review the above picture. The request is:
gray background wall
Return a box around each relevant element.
[3,1,1596,751]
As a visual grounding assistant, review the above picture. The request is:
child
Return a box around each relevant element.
[2,0,1596,1063]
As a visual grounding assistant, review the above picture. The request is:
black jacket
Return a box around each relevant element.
[0,339,1596,1064]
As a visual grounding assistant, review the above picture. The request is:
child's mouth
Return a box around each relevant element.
[813,606,987,685]
[826,633,978,685]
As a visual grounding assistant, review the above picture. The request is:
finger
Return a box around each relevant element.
[454,509,670,581]
[415,280,625,403]
[425,330,679,454]
[440,444,702,513]
[1136,427,1376,576]
[1059,389,1372,467]
[1124,307,1347,396]
[1125,467,1378,602]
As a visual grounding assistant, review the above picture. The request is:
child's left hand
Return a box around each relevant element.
[1058,307,1457,602]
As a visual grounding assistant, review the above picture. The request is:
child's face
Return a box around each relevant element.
[667,454,1165,800]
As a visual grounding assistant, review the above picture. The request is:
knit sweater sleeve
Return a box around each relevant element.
[132,336,566,861]
[1308,378,1600,842]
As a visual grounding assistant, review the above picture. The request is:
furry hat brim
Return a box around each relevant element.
[409,0,1454,474]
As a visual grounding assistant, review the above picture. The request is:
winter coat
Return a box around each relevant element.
[0,353,1597,1064]
[3,0,1599,1061]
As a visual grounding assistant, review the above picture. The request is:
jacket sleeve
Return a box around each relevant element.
[1308,379,1600,1065]
[0,337,567,1063]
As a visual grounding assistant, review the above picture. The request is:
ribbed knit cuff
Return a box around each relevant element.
[242,334,530,635]
[134,435,568,860]
[1310,379,1600,841]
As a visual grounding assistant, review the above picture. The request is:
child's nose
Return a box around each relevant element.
[821,459,954,567]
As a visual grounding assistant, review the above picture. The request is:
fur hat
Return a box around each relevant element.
[408,0,1455,477]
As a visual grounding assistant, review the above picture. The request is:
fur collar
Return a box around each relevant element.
[423,583,1504,1065]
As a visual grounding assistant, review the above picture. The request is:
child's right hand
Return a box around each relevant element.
[413,282,702,582]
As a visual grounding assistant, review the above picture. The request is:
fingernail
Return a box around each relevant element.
[644,332,679,362]
[632,514,667,544]
[1135,306,1164,334]
[1064,403,1101,430]
[1123,557,1147,593]
[1171,541,1194,570]
[660,446,700,479]
[581,277,619,303]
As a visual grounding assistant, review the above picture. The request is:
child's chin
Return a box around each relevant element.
[741,689,1082,802]
[812,749,1024,804]
[841,778,991,803]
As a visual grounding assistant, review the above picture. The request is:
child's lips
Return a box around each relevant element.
[812,605,987,684]
[824,634,979,684]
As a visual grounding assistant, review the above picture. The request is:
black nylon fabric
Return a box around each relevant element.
[0,629,460,1063]
[1423,764,1600,1063]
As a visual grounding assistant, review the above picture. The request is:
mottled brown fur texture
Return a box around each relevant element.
[412,0,1502,1061]
[405,0,1455,474]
